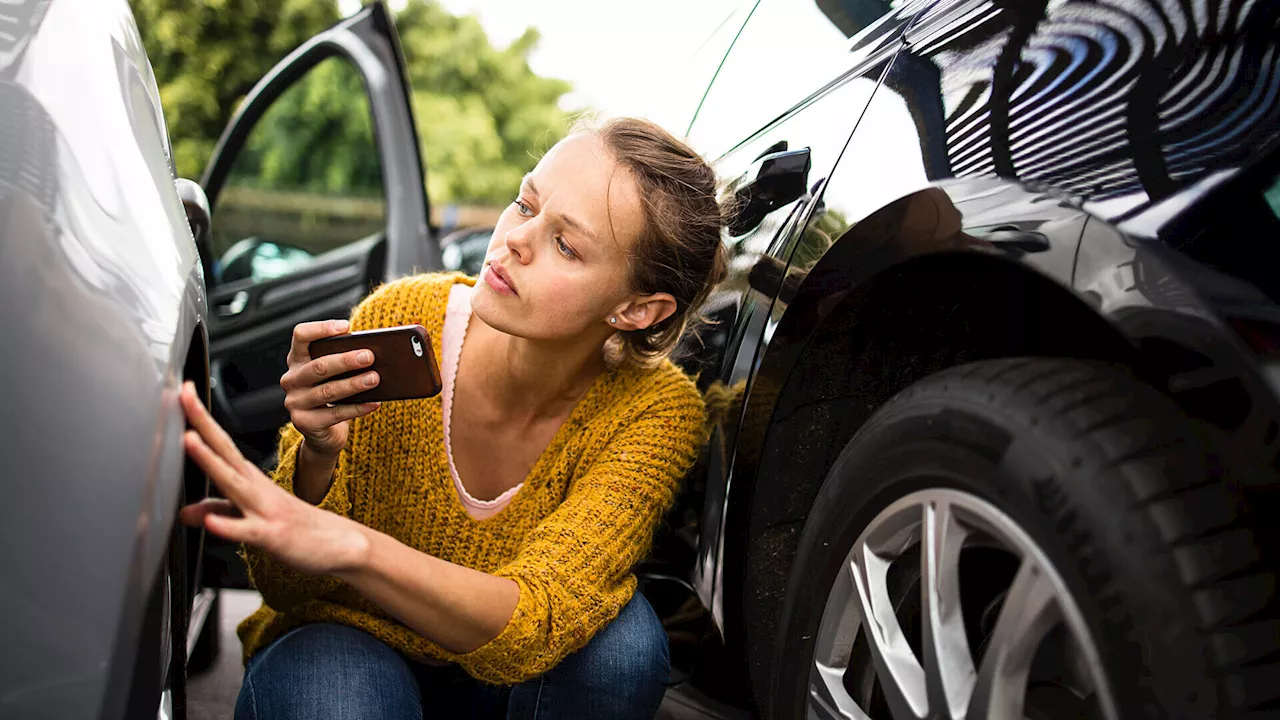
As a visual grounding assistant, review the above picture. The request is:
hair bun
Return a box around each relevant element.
[587,116,729,367]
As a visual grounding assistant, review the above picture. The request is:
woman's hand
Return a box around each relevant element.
[281,319,381,457]
[178,381,368,576]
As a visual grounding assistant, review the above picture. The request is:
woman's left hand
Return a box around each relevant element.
[177,381,366,576]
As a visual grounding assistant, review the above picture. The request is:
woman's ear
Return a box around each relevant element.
[612,293,677,331]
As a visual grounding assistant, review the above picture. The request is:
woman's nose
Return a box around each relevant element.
[503,221,535,264]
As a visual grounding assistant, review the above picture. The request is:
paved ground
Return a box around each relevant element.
[187,590,750,719]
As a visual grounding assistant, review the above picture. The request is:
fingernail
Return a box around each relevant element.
[333,320,349,332]
[358,351,372,364]
[364,372,378,387]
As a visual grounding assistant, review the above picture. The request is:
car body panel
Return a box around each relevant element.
[688,0,1280,679]
[0,0,208,716]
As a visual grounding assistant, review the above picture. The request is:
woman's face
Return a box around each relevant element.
[471,132,647,343]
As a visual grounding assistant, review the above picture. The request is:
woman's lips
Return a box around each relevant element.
[483,263,518,297]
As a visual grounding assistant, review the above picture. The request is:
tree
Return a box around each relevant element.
[395,0,574,203]
[130,0,574,205]
[129,0,342,179]
[226,56,382,197]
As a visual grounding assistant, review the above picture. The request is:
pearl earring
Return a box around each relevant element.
[609,317,617,324]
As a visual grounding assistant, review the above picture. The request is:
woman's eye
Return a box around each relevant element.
[555,237,576,260]
[514,200,532,216]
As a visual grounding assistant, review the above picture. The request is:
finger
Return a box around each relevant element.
[203,511,259,544]
[303,371,380,410]
[281,348,374,394]
[179,498,242,527]
[184,429,256,506]
[302,348,375,388]
[287,319,351,365]
[181,383,249,470]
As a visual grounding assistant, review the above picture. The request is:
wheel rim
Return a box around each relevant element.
[807,489,1119,720]
[158,562,176,720]
[157,688,172,720]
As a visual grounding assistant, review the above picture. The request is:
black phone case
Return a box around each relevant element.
[307,324,443,403]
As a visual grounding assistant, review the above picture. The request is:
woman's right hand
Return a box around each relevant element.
[280,319,381,458]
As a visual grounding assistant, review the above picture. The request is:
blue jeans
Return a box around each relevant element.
[234,592,670,720]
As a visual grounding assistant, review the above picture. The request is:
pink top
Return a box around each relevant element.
[441,282,521,520]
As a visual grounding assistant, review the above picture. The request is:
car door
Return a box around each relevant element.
[737,0,1099,580]
[677,0,921,633]
[197,2,435,587]
[200,2,434,465]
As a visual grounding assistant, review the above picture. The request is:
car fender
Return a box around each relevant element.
[0,0,210,716]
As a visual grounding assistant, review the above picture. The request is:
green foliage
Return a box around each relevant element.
[395,0,573,203]
[129,0,342,179]
[130,0,575,205]
[226,57,381,196]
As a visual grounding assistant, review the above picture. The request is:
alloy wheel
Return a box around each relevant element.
[158,562,175,720]
[808,489,1119,720]
[158,687,173,720]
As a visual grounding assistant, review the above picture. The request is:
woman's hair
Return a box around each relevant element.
[583,116,732,367]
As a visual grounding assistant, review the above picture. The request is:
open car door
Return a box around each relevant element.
[196,1,437,591]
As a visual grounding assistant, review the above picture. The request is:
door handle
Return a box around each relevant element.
[215,290,250,317]
[974,225,1050,253]
[728,147,812,236]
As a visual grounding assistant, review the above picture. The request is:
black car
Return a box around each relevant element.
[645,0,1280,718]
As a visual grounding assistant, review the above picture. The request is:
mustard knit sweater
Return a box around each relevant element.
[235,272,706,685]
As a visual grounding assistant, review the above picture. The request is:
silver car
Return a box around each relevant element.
[0,0,436,717]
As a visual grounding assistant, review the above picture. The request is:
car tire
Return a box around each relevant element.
[120,507,188,720]
[769,358,1279,720]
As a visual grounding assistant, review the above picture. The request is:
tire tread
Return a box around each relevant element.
[922,358,1280,715]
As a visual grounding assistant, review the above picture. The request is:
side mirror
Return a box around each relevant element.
[728,147,812,236]
[440,227,494,275]
[176,178,215,286]
[217,238,315,284]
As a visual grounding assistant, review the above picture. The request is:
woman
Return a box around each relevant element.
[177,117,729,719]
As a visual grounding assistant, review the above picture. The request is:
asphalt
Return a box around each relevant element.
[187,590,751,719]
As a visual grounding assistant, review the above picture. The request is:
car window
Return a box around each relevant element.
[687,0,902,159]
[210,55,385,284]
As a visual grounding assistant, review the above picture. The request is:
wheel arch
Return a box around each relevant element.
[724,247,1262,704]
[181,322,210,603]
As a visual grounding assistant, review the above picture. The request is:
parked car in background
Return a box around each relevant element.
[440,225,494,276]
[0,0,215,718]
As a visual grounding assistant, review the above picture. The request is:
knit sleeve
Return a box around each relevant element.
[454,374,705,684]
[240,274,440,611]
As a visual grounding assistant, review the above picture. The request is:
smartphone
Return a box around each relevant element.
[307,324,443,403]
